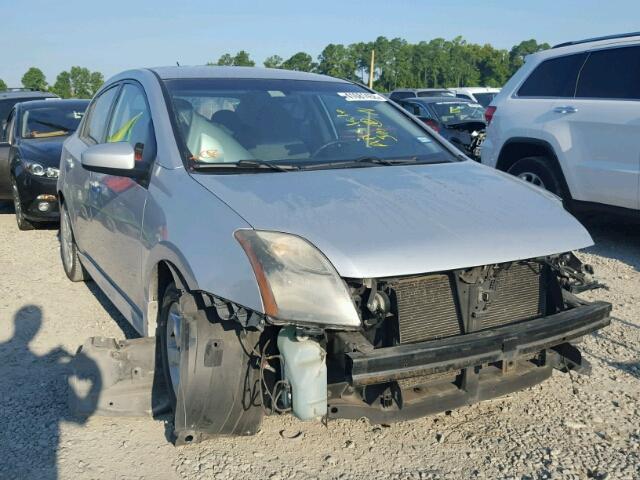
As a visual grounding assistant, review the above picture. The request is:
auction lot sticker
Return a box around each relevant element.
[338,92,387,102]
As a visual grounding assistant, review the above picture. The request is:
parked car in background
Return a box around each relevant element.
[59,66,609,444]
[0,99,89,229]
[449,87,500,107]
[397,96,486,160]
[389,88,455,101]
[0,89,58,129]
[481,32,640,213]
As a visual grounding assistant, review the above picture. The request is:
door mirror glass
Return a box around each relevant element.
[81,142,142,177]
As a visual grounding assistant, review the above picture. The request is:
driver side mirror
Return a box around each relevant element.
[81,142,145,178]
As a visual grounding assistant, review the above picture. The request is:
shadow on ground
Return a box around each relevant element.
[0,306,101,480]
[577,213,640,272]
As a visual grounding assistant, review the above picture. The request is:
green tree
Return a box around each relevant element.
[69,66,92,98]
[509,39,550,70]
[0,78,7,91]
[216,53,234,66]
[89,71,104,95]
[317,44,356,79]
[213,51,255,66]
[21,67,47,91]
[263,55,284,69]
[282,52,316,72]
[232,50,255,66]
[51,71,72,98]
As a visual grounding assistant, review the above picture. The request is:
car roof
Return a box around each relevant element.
[391,88,451,93]
[16,98,90,110]
[0,90,58,100]
[404,96,475,104]
[451,87,500,93]
[148,66,349,83]
[530,32,640,61]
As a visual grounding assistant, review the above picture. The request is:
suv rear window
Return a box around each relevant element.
[389,91,415,100]
[576,46,640,100]
[517,53,588,98]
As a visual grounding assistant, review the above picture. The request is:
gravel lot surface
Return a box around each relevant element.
[0,203,638,480]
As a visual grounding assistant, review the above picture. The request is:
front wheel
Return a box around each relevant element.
[11,178,34,231]
[158,283,263,443]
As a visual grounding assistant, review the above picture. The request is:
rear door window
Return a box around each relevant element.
[517,53,588,97]
[576,46,640,100]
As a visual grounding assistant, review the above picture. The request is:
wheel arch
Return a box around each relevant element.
[496,137,572,199]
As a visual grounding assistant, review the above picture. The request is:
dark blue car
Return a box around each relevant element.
[0,99,89,229]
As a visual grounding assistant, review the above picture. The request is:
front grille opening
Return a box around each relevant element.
[383,261,548,345]
[389,274,463,344]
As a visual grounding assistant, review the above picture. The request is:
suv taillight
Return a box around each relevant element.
[484,106,496,125]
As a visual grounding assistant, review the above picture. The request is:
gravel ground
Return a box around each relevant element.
[0,203,638,480]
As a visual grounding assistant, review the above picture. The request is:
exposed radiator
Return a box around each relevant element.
[477,263,544,330]
[390,274,462,344]
[390,262,544,345]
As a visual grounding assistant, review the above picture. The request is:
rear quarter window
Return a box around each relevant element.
[576,46,640,100]
[517,53,588,98]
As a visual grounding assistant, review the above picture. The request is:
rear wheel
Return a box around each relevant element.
[11,178,34,231]
[158,283,263,442]
[507,156,567,199]
[60,202,89,282]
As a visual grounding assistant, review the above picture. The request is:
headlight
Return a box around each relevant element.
[235,230,361,329]
[24,161,59,178]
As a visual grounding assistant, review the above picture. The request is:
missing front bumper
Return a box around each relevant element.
[327,301,610,422]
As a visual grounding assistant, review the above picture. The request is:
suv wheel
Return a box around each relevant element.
[11,178,35,231]
[507,156,566,199]
[158,283,263,440]
[60,202,89,282]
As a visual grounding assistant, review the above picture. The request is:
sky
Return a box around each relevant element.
[1,0,639,86]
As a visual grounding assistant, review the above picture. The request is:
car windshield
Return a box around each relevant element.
[21,104,85,139]
[430,101,485,125]
[163,78,457,170]
[471,92,497,107]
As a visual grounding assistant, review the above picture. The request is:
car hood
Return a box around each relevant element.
[193,161,593,278]
[19,138,67,167]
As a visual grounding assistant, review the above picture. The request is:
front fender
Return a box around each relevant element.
[141,167,264,318]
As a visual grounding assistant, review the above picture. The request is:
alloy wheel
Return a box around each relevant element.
[517,171,546,189]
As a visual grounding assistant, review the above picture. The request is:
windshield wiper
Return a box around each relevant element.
[191,159,299,172]
[302,156,419,170]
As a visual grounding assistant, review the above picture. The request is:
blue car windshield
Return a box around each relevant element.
[21,104,86,139]
[163,78,457,169]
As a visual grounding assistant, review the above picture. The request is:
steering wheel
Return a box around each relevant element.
[311,139,360,158]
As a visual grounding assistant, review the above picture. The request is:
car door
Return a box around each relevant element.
[88,81,157,315]
[63,85,121,250]
[551,45,640,210]
[0,108,16,198]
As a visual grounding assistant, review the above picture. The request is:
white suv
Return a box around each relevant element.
[481,32,640,213]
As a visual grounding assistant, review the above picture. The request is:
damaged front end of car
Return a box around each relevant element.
[169,246,609,443]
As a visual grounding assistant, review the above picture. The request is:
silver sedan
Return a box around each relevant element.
[57,66,610,444]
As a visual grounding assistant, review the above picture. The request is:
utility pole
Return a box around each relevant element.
[368,50,375,89]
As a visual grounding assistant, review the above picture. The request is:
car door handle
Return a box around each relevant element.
[553,106,578,114]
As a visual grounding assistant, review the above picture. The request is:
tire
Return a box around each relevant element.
[11,177,35,231]
[507,156,567,199]
[158,283,263,441]
[60,202,89,282]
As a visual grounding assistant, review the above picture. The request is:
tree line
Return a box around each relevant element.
[208,36,550,91]
[0,66,105,98]
[0,36,550,96]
